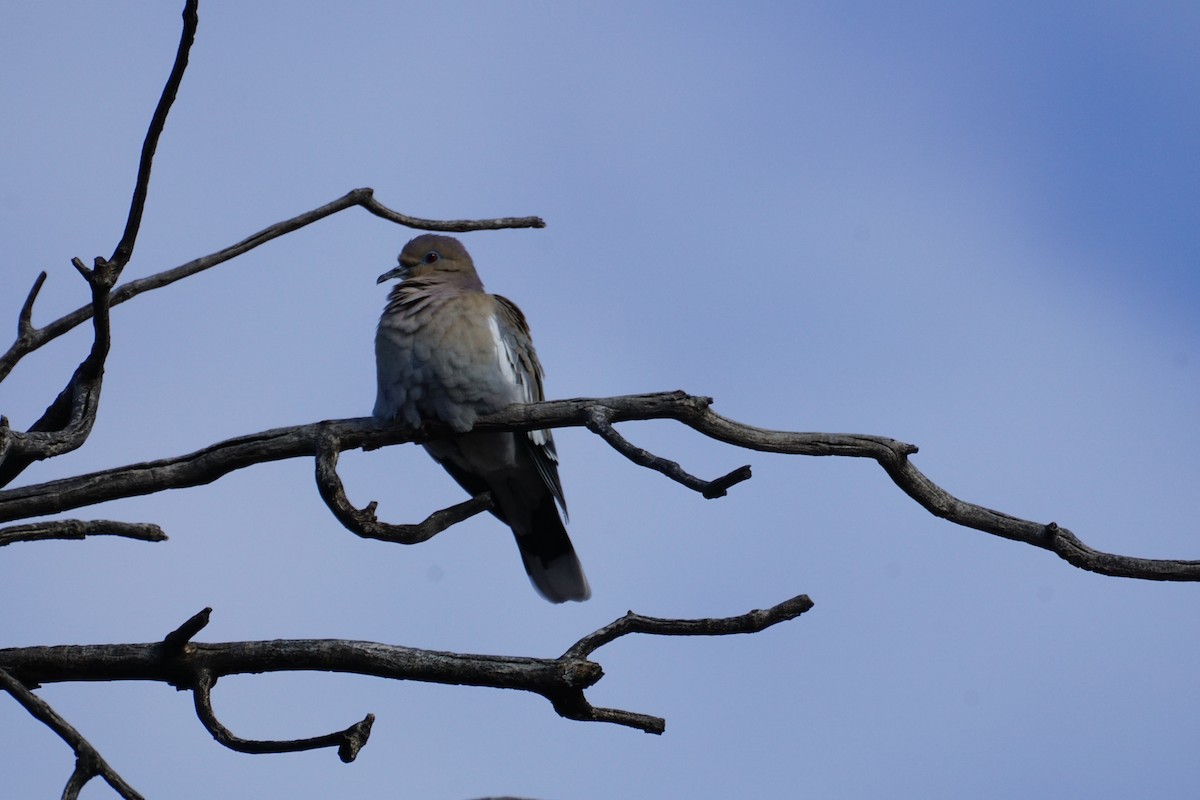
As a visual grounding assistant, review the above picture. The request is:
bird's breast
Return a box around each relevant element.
[375,292,522,430]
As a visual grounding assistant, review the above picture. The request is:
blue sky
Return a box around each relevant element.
[2,3,1199,798]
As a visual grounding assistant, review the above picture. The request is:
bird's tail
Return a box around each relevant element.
[514,493,590,603]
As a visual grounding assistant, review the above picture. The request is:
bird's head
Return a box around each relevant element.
[377,234,477,284]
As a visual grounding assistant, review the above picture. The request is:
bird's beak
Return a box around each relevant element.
[376,264,408,284]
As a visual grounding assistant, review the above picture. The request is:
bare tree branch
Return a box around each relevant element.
[314,432,494,543]
[0,597,811,748]
[563,594,816,660]
[0,0,200,491]
[0,667,145,800]
[2,391,1197,582]
[0,519,166,547]
[111,0,199,269]
[0,189,546,386]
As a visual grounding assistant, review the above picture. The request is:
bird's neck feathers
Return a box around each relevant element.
[385,270,486,315]
[416,266,485,293]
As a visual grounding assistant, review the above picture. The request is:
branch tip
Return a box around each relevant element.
[702,464,753,499]
[586,405,751,498]
[338,714,375,763]
[565,593,813,660]
[17,272,48,335]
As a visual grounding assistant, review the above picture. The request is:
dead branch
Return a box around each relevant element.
[0,667,145,800]
[192,670,375,761]
[585,405,752,498]
[0,189,545,387]
[0,0,200,489]
[0,519,166,547]
[314,432,494,543]
[2,391,1197,581]
[1,597,812,751]
[564,594,817,660]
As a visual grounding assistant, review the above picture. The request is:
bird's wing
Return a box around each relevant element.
[493,295,567,517]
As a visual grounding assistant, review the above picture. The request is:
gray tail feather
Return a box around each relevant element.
[515,494,590,603]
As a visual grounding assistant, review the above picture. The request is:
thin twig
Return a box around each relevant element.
[315,433,493,543]
[565,593,815,660]
[585,405,752,498]
[358,191,545,232]
[0,667,145,800]
[109,0,199,269]
[0,189,544,383]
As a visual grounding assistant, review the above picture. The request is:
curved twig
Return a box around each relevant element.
[314,433,493,543]
[15,271,47,341]
[0,667,144,800]
[1,392,1196,582]
[192,670,375,761]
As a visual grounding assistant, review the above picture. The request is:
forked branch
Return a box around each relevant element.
[1,596,812,756]
[0,189,545,386]
[0,667,144,800]
[0,0,200,488]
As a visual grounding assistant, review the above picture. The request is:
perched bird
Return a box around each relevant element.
[374,234,590,602]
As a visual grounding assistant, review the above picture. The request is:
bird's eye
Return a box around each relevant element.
[423,251,441,264]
